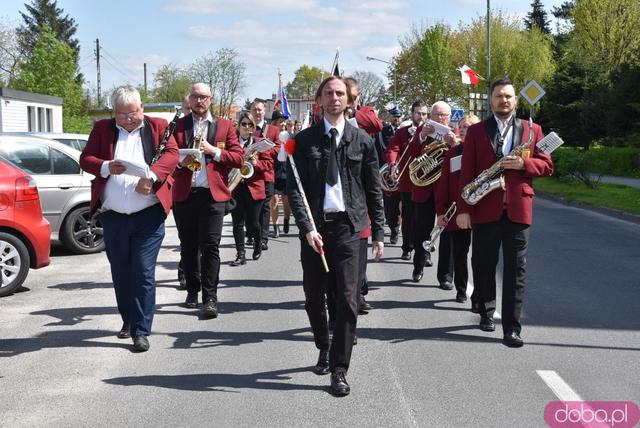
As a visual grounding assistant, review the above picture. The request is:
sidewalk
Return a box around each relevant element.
[591,174,640,188]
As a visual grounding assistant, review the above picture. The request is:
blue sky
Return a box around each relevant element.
[1,0,566,103]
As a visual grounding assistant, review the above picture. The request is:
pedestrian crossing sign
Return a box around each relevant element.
[520,80,546,106]
[450,108,464,124]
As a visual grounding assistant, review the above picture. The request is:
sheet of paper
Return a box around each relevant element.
[425,119,452,139]
[450,155,462,172]
[179,148,201,162]
[115,158,150,179]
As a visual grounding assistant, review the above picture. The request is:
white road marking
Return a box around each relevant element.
[537,370,583,401]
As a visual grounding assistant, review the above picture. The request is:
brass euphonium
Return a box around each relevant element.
[409,130,458,187]
[379,122,419,192]
[186,130,205,172]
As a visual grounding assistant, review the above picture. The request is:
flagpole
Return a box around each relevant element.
[486,0,491,118]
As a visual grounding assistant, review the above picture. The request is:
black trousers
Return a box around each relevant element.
[400,191,414,252]
[412,196,436,271]
[174,188,225,303]
[450,229,471,295]
[437,230,453,284]
[383,192,401,230]
[260,181,275,243]
[231,184,264,253]
[301,217,360,373]
[327,236,368,327]
[471,212,529,334]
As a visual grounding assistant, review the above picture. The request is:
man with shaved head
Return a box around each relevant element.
[172,82,243,318]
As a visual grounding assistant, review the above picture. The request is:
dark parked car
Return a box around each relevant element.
[0,156,51,297]
[0,134,104,254]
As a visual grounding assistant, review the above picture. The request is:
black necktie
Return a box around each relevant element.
[326,128,339,186]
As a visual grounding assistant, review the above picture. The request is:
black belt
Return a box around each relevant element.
[323,211,348,221]
[191,187,209,194]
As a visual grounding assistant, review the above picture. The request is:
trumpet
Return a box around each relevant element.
[186,130,205,172]
[379,122,419,192]
[422,202,456,253]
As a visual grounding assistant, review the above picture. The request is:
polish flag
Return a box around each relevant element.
[459,65,481,85]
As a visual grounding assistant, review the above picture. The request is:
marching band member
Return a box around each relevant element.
[457,78,553,347]
[384,101,427,261]
[80,85,179,352]
[271,113,293,238]
[381,108,404,244]
[230,112,269,265]
[172,83,243,318]
[251,99,281,252]
[409,101,457,283]
[435,114,479,303]
[287,76,384,396]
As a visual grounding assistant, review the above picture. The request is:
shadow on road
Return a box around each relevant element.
[102,366,326,393]
[0,329,130,357]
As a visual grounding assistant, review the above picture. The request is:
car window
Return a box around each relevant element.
[52,149,80,174]
[56,138,86,151]
[0,142,51,174]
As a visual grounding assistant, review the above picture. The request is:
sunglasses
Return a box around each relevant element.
[240,122,254,128]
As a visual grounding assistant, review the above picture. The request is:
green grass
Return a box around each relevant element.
[534,177,640,215]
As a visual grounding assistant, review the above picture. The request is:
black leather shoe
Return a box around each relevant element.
[424,254,433,267]
[330,371,350,396]
[202,300,218,318]
[313,350,330,375]
[412,268,423,282]
[503,331,524,348]
[456,292,468,303]
[230,252,246,266]
[400,251,411,260]
[133,335,149,352]
[117,322,130,339]
[479,317,496,332]
[185,293,198,308]
[261,241,268,251]
[439,281,454,290]
[283,218,290,234]
[359,297,372,314]
[252,248,262,260]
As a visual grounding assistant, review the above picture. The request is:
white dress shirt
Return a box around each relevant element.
[323,116,346,213]
[495,115,515,156]
[191,112,215,189]
[100,123,159,214]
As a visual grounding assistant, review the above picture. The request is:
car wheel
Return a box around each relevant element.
[0,232,30,297]
[62,205,105,254]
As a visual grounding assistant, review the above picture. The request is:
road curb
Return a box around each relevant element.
[537,192,640,225]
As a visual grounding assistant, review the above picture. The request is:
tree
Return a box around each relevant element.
[152,63,192,103]
[17,0,79,59]
[190,51,218,93]
[285,65,326,100]
[13,26,87,132]
[0,19,22,85]
[524,0,551,33]
[350,70,384,106]
[209,48,246,117]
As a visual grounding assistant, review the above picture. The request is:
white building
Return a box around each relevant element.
[265,95,314,123]
[0,88,63,132]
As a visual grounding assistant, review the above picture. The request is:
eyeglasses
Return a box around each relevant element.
[115,110,140,119]
[432,112,450,118]
[239,122,254,128]
[189,94,210,101]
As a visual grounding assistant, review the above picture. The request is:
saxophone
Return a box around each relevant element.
[461,118,534,205]
[228,137,275,192]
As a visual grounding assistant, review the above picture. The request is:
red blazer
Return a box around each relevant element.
[172,114,243,203]
[409,126,439,204]
[436,143,464,231]
[237,134,268,201]
[383,125,417,193]
[355,106,383,137]
[458,117,554,225]
[254,124,281,183]
[80,116,179,216]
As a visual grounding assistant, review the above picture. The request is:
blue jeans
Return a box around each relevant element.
[101,204,166,337]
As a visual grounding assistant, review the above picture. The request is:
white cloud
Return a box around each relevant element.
[166,0,318,14]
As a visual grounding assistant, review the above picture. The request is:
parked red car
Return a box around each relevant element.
[0,157,50,297]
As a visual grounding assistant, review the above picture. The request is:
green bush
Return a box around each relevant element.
[551,147,640,180]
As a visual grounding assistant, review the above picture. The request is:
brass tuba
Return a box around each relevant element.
[408,120,457,187]
[379,122,419,192]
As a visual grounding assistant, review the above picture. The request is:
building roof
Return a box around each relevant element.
[0,87,63,105]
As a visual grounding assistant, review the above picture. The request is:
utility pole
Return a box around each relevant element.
[144,63,148,95]
[95,38,101,106]
[486,0,491,118]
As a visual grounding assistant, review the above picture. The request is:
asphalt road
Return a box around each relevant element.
[1,197,639,427]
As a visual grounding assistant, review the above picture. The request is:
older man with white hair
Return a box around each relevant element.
[80,84,179,352]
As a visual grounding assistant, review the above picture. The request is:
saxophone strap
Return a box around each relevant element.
[495,116,515,160]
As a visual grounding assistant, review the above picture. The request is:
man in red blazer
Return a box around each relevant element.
[251,99,280,251]
[457,77,553,347]
[80,85,179,352]
[384,101,428,261]
[172,82,243,318]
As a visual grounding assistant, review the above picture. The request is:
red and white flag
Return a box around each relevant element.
[459,65,481,85]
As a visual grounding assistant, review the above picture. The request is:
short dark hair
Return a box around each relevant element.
[490,77,515,96]
[315,76,355,106]
[411,101,428,113]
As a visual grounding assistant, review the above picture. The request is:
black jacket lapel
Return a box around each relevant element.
[484,116,499,155]
[141,117,154,165]
[513,118,524,151]
[185,114,194,148]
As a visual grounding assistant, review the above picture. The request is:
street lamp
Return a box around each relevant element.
[366,56,397,105]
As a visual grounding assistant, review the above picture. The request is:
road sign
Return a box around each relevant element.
[520,80,546,106]
[450,108,464,124]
